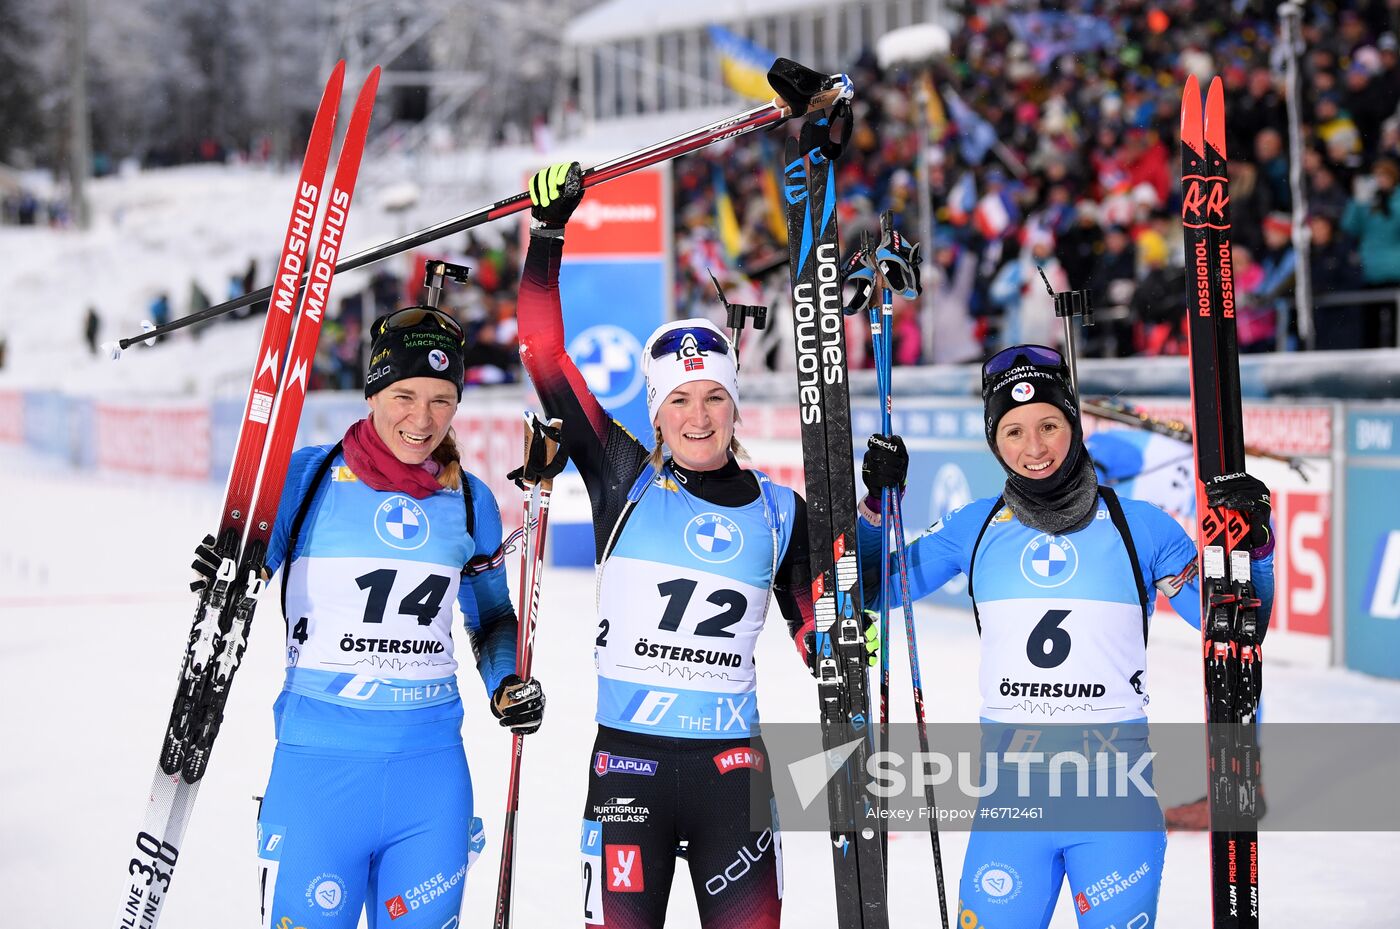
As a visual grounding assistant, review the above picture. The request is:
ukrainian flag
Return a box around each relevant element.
[712,164,744,261]
[757,136,788,246]
[759,164,788,246]
[920,73,947,143]
[708,25,777,101]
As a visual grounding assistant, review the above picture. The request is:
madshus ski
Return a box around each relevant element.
[783,101,889,927]
[114,64,380,929]
[1181,74,1262,929]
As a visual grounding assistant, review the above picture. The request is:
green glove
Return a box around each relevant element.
[528,161,583,228]
[862,610,882,668]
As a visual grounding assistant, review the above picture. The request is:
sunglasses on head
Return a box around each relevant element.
[982,344,1064,378]
[373,306,465,346]
[648,326,732,361]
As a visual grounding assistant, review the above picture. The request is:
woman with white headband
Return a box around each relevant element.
[515,162,861,929]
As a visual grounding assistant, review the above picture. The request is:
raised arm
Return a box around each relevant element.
[516,165,649,552]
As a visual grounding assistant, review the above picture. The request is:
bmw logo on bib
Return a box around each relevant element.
[684,512,744,564]
[1020,533,1077,588]
[375,495,430,551]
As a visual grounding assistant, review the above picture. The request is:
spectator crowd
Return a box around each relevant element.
[674,0,1400,362]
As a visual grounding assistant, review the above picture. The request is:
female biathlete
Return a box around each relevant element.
[517,162,836,929]
[858,345,1275,929]
[193,307,546,928]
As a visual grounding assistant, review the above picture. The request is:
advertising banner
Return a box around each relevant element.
[94,401,211,479]
[0,390,22,443]
[528,167,671,565]
[1344,406,1400,679]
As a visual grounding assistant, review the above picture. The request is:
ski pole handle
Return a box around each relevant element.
[509,415,567,492]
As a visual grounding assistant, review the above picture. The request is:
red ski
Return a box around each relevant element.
[114,63,380,929]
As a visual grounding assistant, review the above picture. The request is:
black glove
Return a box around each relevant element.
[528,162,584,229]
[491,674,546,735]
[190,534,221,593]
[862,433,908,497]
[1205,472,1272,551]
[506,416,569,490]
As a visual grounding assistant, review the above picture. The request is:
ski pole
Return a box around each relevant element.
[114,58,854,350]
[493,414,563,929]
[867,243,894,879]
[862,213,950,928]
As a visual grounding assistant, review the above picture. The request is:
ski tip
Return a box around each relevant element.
[1180,76,1203,154]
[313,61,348,125]
[1204,76,1226,158]
[358,65,383,101]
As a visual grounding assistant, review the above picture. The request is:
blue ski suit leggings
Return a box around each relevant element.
[256,742,481,929]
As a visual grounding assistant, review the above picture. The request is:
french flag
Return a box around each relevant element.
[946,172,976,226]
[973,190,1017,240]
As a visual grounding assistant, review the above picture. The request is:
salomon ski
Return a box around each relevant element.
[782,99,888,927]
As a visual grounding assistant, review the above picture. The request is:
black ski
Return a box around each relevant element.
[1181,73,1262,929]
[783,115,888,928]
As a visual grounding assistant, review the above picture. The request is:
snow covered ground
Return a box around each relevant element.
[3,443,1398,928]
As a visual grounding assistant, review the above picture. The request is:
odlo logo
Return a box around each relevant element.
[704,829,773,895]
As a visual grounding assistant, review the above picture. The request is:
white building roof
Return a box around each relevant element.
[564,0,830,45]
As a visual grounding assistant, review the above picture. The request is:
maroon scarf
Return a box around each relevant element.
[342,417,444,500]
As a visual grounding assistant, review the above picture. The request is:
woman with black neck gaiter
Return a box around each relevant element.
[857,344,1277,929]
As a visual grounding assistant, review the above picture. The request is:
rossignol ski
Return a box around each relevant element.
[783,99,889,928]
[114,64,381,929]
[1181,74,1262,929]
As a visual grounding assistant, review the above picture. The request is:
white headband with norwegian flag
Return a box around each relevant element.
[641,318,740,425]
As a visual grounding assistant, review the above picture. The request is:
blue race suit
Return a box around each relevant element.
[255,445,514,929]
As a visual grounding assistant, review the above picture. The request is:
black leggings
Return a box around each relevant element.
[580,726,781,929]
